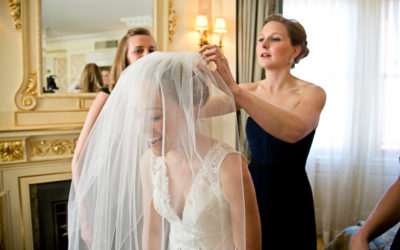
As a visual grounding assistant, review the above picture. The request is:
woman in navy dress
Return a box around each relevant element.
[200,14,326,249]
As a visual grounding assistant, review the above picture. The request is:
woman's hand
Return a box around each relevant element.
[199,45,237,92]
[350,231,370,250]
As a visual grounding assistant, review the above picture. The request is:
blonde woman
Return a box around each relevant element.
[72,27,157,170]
[78,63,103,93]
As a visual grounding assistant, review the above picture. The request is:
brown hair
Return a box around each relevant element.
[264,14,309,68]
[78,63,103,92]
[109,27,155,91]
[161,66,210,108]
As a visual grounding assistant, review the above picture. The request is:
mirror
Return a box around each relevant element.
[14,0,171,121]
[41,0,153,94]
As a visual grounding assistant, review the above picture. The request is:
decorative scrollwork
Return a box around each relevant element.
[15,72,38,111]
[0,140,24,162]
[168,0,178,43]
[30,139,76,157]
[8,0,21,31]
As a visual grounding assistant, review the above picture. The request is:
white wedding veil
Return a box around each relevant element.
[68,51,247,250]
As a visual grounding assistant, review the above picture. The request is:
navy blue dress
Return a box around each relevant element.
[100,87,111,94]
[246,117,317,250]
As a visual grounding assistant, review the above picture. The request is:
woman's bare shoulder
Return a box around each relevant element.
[219,145,246,177]
[297,79,326,100]
[92,91,110,106]
[299,79,324,91]
[239,82,260,92]
[219,151,248,200]
[140,149,153,169]
[307,84,326,102]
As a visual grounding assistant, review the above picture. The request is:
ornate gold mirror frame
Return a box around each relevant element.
[11,0,177,126]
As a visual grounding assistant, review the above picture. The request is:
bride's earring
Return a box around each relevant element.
[289,57,294,64]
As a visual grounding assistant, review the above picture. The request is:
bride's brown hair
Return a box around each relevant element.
[161,64,210,108]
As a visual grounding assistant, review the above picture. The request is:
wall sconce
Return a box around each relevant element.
[194,15,228,48]
[195,15,209,47]
[213,17,227,49]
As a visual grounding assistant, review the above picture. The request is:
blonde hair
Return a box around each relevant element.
[78,63,103,92]
[109,27,155,91]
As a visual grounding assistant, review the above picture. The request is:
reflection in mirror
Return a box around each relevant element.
[75,63,103,93]
[41,0,153,93]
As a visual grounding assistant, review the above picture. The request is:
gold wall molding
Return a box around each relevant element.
[168,0,178,43]
[14,72,39,111]
[0,140,24,162]
[8,0,21,31]
[30,139,76,157]
[0,128,81,165]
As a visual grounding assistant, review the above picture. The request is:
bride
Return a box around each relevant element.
[68,51,261,250]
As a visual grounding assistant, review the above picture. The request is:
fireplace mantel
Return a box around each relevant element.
[0,126,79,250]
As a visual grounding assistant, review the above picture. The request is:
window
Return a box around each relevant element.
[283,0,400,155]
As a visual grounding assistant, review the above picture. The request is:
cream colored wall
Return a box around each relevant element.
[0,1,23,128]
[169,0,236,74]
[169,0,237,148]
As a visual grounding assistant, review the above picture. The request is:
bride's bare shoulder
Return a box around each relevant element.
[219,152,248,201]
[140,149,153,168]
[218,142,246,177]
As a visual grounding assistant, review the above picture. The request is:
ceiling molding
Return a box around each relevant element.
[120,15,153,29]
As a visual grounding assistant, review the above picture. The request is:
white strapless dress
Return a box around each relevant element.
[149,142,237,250]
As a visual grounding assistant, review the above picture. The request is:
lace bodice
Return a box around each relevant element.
[149,142,237,250]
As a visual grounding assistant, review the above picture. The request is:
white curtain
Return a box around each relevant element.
[283,0,400,244]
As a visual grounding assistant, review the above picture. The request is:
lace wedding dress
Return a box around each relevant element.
[67,52,248,250]
[149,142,237,250]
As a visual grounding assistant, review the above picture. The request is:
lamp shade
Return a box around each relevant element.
[213,17,227,33]
[195,15,209,30]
